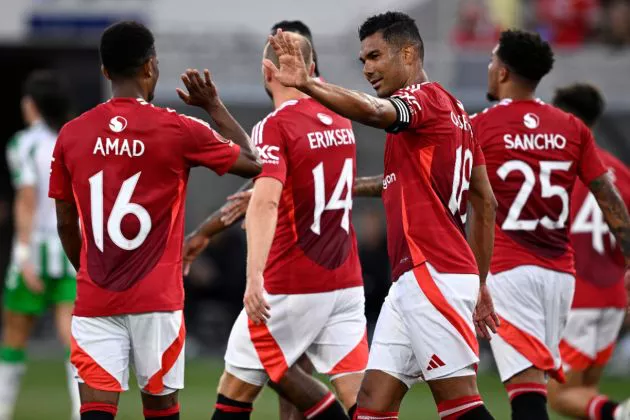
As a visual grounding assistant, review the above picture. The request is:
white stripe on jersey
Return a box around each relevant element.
[251,99,299,145]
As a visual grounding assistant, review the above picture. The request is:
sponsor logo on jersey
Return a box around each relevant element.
[383,172,397,190]
[317,113,333,125]
[503,133,567,150]
[256,145,280,163]
[109,116,128,133]
[523,113,540,129]
[307,128,355,150]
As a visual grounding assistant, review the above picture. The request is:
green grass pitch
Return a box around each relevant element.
[13,358,630,419]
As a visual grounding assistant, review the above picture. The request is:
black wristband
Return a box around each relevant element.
[385,97,411,133]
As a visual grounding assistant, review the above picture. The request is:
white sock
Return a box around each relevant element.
[65,360,80,420]
[0,362,26,420]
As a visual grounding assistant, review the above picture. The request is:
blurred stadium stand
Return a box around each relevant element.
[0,0,629,373]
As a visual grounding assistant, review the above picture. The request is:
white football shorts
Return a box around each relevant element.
[488,265,574,383]
[367,262,480,387]
[560,308,625,372]
[71,310,185,395]
[224,286,368,386]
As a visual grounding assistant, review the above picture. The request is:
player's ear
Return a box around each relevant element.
[143,59,153,78]
[308,62,316,77]
[262,63,273,83]
[402,45,415,65]
[499,65,509,83]
[101,65,111,81]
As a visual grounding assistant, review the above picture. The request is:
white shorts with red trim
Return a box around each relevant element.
[487,265,574,383]
[70,311,185,395]
[224,286,367,385]
[367,263,480,386]
[560,308,625,372]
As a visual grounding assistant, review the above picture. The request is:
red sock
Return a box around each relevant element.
[437,395,484,419]
[354,407,398,419]
[587,395,619,420]
[304,392,336,419]
[143,403,180,419]
[505,382,547,401]
[80,402,118,419]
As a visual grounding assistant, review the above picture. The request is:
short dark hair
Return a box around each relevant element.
[497,30,554,84]
[23,70,72,132]
[100,21,155,79]
[358,12,424,60]
[271,20,319,77]
[553,83,605,127]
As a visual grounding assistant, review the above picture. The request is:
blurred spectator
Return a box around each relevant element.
[453,0,502,48]
[532,0,601,46]
[601,0,630,46]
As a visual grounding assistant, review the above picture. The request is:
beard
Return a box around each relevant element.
[486,92,498,102]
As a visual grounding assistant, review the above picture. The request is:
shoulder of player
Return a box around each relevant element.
[251,100,301,143]
[469,99,514,122]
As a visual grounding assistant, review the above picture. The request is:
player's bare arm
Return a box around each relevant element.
[183,181,253,275]
[589,172,630,302]
[264,30,398,129]
[177,68,261,178]
[54,199,81,271]
[468,165,500,339]
[13,185,44,293]
[244,178,281,324]
[353,174,383,197]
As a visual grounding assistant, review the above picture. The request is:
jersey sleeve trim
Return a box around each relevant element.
[385,97,411,133]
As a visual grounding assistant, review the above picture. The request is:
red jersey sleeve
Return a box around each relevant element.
[576,120,607,185]
[252,117,288,184]
[473,139,486,167]
[179,114,240,175]
[387,86,427,133]
[48,128,74,202]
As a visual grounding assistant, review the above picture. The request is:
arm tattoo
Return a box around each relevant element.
[353,175,383,197]
[590,173,630,265]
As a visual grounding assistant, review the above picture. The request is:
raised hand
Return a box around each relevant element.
[474,283,500,340]
[263,29,310,89]
[176,68,221,110]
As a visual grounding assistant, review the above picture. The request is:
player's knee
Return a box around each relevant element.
[141,389,178,410]
[218,369,263,403]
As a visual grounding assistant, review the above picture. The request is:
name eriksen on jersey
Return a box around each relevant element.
[93,137,145,157]
[307,128,355,150]
[504,133,566,151]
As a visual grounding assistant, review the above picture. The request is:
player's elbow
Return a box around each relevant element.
[230,151,262,178]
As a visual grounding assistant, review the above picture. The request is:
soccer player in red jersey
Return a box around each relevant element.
[546,84,630,420]
[265,12,500,420]
[207,32,367,420]
[471,30,630,420]
[47,21,261,420]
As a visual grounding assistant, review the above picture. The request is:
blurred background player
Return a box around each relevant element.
[48,21,260,420]
[0,71,80,420]
[266,11,499,420]
[471,30,630,420]
[547,83,630,420]
[210,32,367,420]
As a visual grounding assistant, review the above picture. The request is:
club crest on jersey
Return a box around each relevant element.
[523,113,540,129]
[317,113,333,125]
[109,116,128,133]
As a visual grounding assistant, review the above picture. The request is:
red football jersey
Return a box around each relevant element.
[471,99,607,275]
[49,97,240,316]
[384,82,483,281]
[252,98,363,294]
[570,148,630,308]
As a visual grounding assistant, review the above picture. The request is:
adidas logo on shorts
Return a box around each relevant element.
[426,354,446,371]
